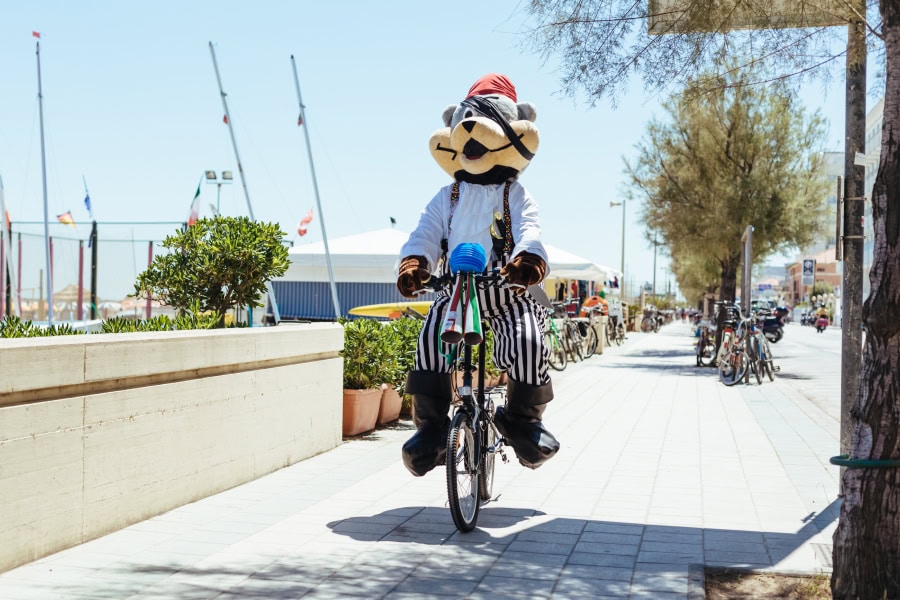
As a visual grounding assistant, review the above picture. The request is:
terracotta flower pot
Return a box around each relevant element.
[378,384,403,425]
[342,388,381,436]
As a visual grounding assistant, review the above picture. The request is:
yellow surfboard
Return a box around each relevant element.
[348,301,433,319]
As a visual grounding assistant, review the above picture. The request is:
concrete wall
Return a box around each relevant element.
[0,323,343,572]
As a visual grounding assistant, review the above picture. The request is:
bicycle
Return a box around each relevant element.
[578,306,601,356]
[716,303,748,386]
[695,318,717,367]
[543,312,568,371]
[552,302,585,362]
[417,243,512,532]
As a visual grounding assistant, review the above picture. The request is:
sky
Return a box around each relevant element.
[0,1,851,303]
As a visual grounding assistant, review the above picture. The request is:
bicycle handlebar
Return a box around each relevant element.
[412,268,513,296]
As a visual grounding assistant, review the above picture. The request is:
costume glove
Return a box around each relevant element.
[397,255,431,298]
[500,251,546,295]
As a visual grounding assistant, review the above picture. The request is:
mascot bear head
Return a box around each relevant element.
[429,73,539,185]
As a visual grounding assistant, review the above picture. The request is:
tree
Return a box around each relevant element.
[627,68,828,302]
[523,1,898,596]
[134,216,289,327]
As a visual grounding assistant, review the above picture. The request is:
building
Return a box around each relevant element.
[785,247,842,309]
[862,97,884,299]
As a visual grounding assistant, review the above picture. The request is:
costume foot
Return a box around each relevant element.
[494,405,559,469]
[401,422,449,476]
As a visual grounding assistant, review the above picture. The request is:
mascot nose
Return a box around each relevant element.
[461,120,476,133]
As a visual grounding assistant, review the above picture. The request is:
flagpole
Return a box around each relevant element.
[0,174,22,317]
[290,55,341,319]
[36,37,53,324]
[209,41,281,325]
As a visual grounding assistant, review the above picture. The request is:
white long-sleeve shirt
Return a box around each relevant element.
[400,181,548,273]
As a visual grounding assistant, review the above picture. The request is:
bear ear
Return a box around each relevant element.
[442,104,458,127]
[517,102,537,123]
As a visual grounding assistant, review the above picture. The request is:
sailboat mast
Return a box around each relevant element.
[290,55,341,319]
[208,42,254,220]
[35,38,53,324]
[208,42,280,324]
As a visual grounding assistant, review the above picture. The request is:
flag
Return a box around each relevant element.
[84,193,93,219]
[223,114,228,124]
[32,31,40,39]
[297,114,303,126]
[389,216,396,226]
[187,181,201,226]
[57,211,76,228]
[297,208,313,236]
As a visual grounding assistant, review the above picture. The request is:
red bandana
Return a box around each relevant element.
[466,73,517,102]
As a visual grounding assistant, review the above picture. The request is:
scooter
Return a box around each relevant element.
[761,306,789,343]
[816,315,829,333]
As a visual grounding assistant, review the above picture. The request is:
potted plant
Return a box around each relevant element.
[339,318,385,436]
[376,322,403,425]
[387,317,424,417]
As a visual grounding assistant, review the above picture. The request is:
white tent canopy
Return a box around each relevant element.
[279,228,616,283]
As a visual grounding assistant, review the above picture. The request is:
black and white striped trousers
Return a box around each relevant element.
[414,284,550,386]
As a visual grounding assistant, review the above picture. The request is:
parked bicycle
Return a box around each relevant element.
[552,302,585,362]
[543,311,568,371]
[716,302,748,386]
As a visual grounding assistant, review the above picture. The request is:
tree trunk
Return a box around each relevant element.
[718,254,739,303]
[832,3,900,597]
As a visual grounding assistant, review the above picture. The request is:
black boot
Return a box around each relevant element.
[494,378,560,469]
[401,371,452,477]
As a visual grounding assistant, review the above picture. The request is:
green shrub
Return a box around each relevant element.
[387,317,424,394]
[339,318,399,390]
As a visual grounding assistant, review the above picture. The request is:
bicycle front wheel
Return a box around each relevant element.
[446,411,480,532]
[718,349,748,386]
[582,325,598,356]
[697,335,717,367]
[615,323,626,346]
[544,332,567,371]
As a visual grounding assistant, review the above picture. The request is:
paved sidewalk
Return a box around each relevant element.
[0,322,840,599]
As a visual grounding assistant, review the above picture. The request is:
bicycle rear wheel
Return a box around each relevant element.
[748,340,762,385]
[446,411,480,532]
[479,416,497,501]
[615,323,625,346]
[544,332,567,371]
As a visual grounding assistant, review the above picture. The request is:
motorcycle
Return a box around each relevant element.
[761,306,789,343]
[816,315,829,333]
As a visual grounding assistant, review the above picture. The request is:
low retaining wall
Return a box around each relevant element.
[0,322,344,572]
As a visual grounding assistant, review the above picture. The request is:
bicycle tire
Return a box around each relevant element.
[641,317,653,332]
[583,326,598,356]
[446,411,480,532]
[615,324,625,346]
[605,320,614,347]
[479,415,496,501]
[718,349,748,386]
[759,336,775,382]
[749,338,762,385]
[544,332,567,371]
[567,323,585,361]
[697,334,717,367]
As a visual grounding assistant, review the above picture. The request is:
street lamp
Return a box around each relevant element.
[205,170,233,216]
[610,200,625,300]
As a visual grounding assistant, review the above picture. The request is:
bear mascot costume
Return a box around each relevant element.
[397,73,560,476]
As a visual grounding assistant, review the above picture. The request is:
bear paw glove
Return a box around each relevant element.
[397,255,431,298]
[500,251,546,295]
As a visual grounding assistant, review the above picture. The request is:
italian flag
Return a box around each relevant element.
[187,180,201,226]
